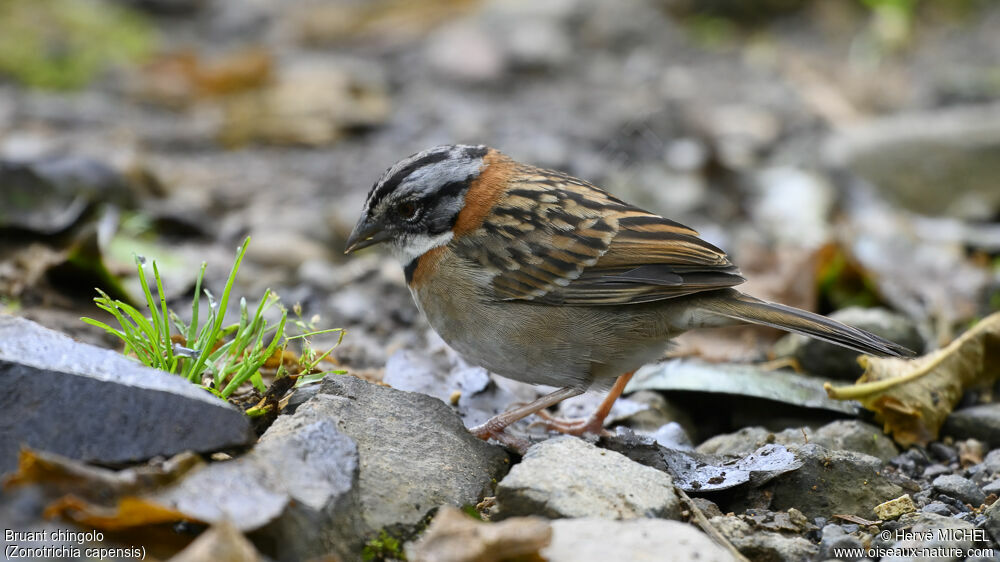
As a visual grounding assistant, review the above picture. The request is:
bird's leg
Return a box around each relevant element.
[533,370,636,436]
[470,386,583,446]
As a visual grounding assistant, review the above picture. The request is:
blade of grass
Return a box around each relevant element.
[152,261,175,370]
[91,301,155,364]
[134,256,167,358]
[187,261,207,345]
[186,237,248,383]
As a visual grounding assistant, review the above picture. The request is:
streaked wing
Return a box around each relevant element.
[452,167,745,306]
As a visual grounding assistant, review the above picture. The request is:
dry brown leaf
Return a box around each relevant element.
[406,506,550,562]
[44,495,197,531]
[825,311,1000,447]
[135,49,272,107]
[4,449,204,530]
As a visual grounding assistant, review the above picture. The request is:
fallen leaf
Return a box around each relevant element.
[629,358,859,415]
[825,311,1000,447]
[405,506,550,562]
[4,449,205,530]
[832,513,881,526]
[134,49,272,107]
[45,495,197,531]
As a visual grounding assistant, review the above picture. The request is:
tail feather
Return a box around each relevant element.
[698,291,914,358]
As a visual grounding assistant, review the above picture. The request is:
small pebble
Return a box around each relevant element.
[932,474,987,506]
[922,463,952,479]
[980,479,1000,495]
[930,442,958,463]
[982,449,1000,473]
[873,494,916,520]
[922,501,953,516]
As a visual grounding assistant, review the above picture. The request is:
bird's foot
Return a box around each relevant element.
[470,419,532,454]
[529,412,609,436]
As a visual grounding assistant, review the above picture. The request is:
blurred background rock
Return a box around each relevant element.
[1,0,998,369]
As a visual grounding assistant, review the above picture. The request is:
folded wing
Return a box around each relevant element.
[453,167,745,306]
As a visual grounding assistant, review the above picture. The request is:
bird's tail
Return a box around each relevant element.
[696,290,914,358]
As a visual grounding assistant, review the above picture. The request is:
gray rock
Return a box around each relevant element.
[980,479,1000,496]
[922,502,953,516]
[152,416,361,561]
[709,515,818,562]
[985,500,1000,544]
[697,426,774,456]
[774,307,922,380]
[0,315,254,474]
[943,405,1000,448]
[495,436,681,520]
[932,474,987,507]
[983,449,1000,474]
[883,512,979,562]
[0,156,133,234]
[543,518,735,562]
[824,103,1000,221]
[923,464,952,479]
[734,444,903,520]
[697,420,898,462]
[810,420,899,462]
[309,375,510,535]
[817,524,865,561]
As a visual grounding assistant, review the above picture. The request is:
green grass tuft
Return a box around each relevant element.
[82,236,343,401]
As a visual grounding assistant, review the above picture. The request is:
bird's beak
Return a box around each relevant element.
[344,216,390,254]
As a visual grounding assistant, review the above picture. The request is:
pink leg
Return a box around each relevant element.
[536,370,636,436]
[470,386,583,445]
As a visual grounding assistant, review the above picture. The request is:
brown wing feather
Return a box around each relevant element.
[452,164,745,306]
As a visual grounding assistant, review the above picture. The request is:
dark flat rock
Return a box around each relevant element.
[942,404,1000,448]
[730,444,903,520]
[0,315,254,474]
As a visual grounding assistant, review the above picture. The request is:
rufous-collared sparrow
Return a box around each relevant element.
[345,144,912,448]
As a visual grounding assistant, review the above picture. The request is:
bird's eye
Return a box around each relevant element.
[397,202,420,221]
